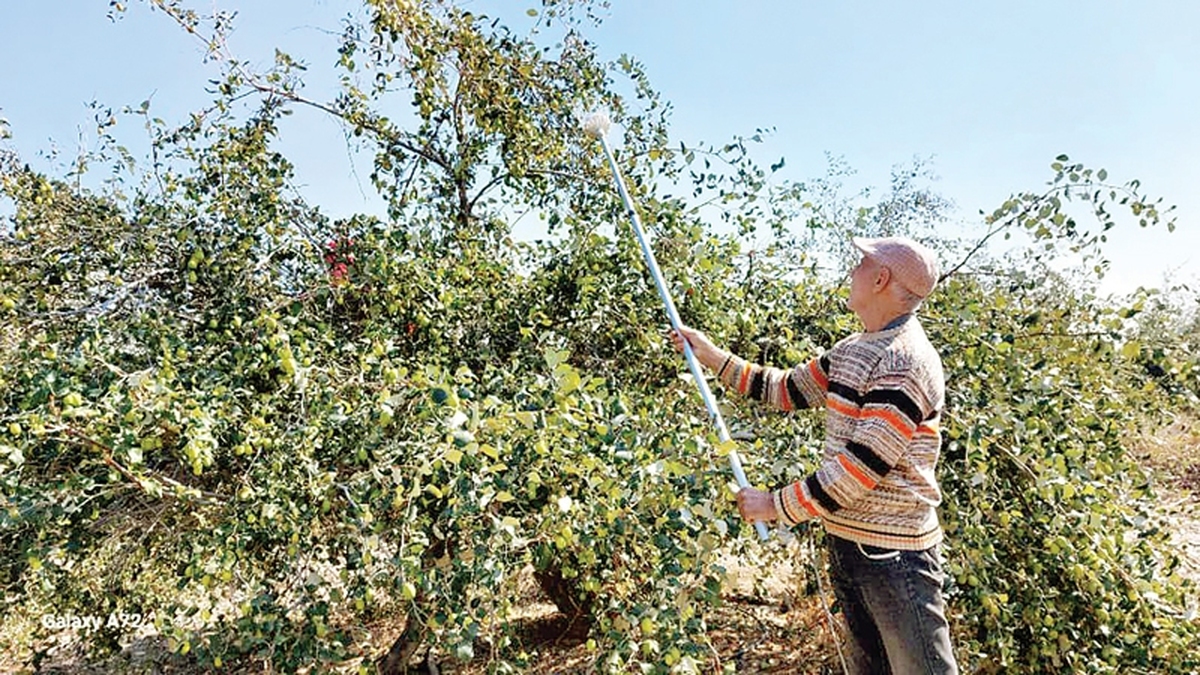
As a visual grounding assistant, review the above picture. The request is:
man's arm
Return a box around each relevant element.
[671,326,828,411]
[719,353,828,412]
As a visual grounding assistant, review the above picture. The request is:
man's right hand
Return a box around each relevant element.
[669,326,723,371]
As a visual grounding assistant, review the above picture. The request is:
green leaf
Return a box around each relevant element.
[1120,341,1140,359]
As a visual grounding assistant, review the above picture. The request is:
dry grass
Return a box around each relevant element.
[1132,412,1200,583]
[1133,413,1200,491]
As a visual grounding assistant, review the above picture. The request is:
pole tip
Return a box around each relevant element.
[581,111,611,139]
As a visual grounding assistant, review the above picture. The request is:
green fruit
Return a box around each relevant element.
[431,387,450,404]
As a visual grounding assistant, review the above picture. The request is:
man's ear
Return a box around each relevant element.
[874,265,891,291]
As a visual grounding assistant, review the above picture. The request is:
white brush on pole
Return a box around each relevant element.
[583,111,770,541]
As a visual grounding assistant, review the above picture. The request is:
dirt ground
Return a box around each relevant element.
[1134,415,1200,584]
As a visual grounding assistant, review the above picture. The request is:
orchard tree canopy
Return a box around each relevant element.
[1,1,1197,673]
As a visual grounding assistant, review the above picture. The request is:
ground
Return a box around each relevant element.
[1133,414,1200,585]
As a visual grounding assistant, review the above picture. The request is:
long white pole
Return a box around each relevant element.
[587,119,769,541]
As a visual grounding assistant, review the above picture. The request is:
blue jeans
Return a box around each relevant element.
[827,535,959,675]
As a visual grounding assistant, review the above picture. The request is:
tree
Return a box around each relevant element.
[2,1,1197,673]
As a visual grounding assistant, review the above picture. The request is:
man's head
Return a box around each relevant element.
[847,236,939,322]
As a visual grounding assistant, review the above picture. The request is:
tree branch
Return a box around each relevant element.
[65,426,226,507]
[148,1,452,174]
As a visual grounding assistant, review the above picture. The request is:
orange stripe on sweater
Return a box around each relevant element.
[837,454,877,489]
[779,378,792,411]
[808,359,828,389]
[738,365,751,395]
[862,409,917,439]
[793,483,820,517]
[827,397,916,439]
[827,397,859,418]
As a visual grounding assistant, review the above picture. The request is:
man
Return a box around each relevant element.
[672,236,958,674]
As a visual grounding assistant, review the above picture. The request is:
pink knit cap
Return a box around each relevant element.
[852,236,940,298]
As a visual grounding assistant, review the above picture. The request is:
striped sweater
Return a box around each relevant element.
[720,315,946,550]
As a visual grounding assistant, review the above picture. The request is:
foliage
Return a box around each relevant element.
[929,268,1198,671]
[2,1,1198,673]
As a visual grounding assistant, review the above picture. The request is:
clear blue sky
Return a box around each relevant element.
[2,1,1197,294]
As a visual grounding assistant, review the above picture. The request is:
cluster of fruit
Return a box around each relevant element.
[323,237,357,285]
